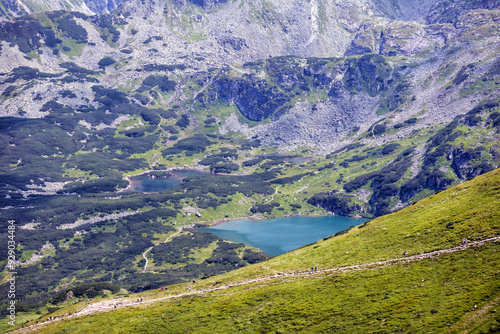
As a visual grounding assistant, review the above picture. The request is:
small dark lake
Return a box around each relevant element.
[126,170,210,192]
[202,216,367,257]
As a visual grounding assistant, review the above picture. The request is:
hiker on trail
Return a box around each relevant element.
[193,279,196,284]
[403,251,408,255]
[161,286,164,290]
[315,266,318,271]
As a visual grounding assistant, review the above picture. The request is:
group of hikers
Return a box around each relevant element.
[401,236,482,255]
[46,312,71,322]
[28,233,494,331]
[462,236,481,246]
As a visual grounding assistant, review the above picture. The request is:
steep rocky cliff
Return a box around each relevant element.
[85,0,121,14]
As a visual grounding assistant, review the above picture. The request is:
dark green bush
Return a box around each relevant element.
[243,157,264,166]
[242,249,268,263]
[212,163,239,173]
[373,124,386,135]
[92,85,129,106]
[381,143,400,155]
[142,75,177,92]
[5,66,59,83]
[250,204,275,214]
[140,109,161,126]
[98,57,116,68]
[0,17,60,53]
[162,135,213,156]
[57,17,88,42]
[59,178,128,194]
[175,114,190,129]
[270,172,310,184]
[60,62,97,74]
[308,192,357,216]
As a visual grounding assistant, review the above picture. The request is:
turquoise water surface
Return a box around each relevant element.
[203,215,367,257]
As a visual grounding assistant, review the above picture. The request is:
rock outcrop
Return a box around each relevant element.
[0,0,122,21]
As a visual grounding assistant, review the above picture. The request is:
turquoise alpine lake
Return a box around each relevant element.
[202,216,367,257]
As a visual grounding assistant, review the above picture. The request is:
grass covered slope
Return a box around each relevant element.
[204,167,500,281]
[18,169,500,333]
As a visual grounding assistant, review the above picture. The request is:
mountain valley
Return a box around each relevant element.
[0,0,499,331]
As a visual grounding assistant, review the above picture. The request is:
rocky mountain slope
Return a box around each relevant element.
[0,0,121,21]
[0,0,499,148]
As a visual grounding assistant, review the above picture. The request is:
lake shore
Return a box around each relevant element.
[200,214,368,257]
[118,168,366,224]
[191,212,339,228]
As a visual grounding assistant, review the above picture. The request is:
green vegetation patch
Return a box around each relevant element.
[163,134,214,156]
[0,17,61,53]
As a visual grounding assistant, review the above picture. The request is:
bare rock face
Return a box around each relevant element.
[426,0,500,24]
[84,0,122,14]
[449,148,493,179]
[345,18,461,57]
[171,0,187,8]
[0,0,122,21]
[187,0,228,10]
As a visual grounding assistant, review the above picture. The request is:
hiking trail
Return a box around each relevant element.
[17,236,500,333]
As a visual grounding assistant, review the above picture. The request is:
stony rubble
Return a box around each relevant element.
[57,210,142,230]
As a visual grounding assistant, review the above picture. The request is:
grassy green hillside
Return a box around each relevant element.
[15,168,500,333]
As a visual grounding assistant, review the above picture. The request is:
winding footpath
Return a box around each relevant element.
[142,227,183,272]
[17,236,500,333]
